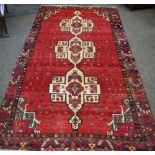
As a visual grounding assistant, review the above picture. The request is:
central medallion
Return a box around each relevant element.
[49,68,101,130]
[71,21,83,29]
[49,11,101,130]
[60,11,93,36]
[66,81,84,96]
[55,37,96,65]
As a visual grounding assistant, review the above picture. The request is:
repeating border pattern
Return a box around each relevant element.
[0,6,154,150]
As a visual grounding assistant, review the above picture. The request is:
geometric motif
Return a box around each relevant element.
[50,11,101,130]
[60,11,94,36]
[49,68,101,130]
[0,6,154,151]
[55,37,96,65]
[107,98,133,131]
[15,97,40,128]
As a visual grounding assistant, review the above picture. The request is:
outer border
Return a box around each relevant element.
[0,6,154,150]
[0,6,45,131]
[108,7,155,150]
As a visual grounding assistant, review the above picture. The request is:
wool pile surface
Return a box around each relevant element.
[0,6,154,151]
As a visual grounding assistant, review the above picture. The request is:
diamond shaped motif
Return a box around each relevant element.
[66,81,84,96]
[71,20,83,29]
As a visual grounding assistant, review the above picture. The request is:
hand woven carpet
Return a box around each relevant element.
[0,6,154,151]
